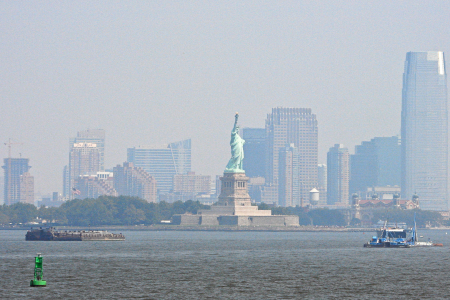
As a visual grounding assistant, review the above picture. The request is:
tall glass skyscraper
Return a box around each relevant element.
[242,128,266,178]
[2,158,33,205]
[327,144,349,205]
[127,139,191,195]
[401,51,448,210]
[350,136,401,196]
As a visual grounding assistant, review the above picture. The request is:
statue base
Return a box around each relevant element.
[172,172,299,226]
[202,172,271,216]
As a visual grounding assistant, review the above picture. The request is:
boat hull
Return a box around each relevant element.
[364,242,410,248]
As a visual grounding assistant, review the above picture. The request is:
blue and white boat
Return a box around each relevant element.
[364,226,410,248]
[364,213,443,248]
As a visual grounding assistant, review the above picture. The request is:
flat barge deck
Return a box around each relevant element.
[26,227,125,241]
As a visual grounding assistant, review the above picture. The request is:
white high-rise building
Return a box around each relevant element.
[265,108,318,205]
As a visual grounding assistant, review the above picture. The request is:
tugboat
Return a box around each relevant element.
[26,227,125,241]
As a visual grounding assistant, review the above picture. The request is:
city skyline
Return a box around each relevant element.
[0,100,445,205]
[1,2,449,196]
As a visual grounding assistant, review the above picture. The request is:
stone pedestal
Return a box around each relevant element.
[172,171,298,227]
[201,172,271,216]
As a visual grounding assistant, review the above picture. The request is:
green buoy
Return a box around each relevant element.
[30,253,46,287]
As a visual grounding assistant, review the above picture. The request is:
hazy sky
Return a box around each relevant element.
[1,1,450,197]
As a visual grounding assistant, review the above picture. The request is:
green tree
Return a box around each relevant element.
[38,206,67,224]
[308,208,346,226]
[0,212,10,224]
[371,209,442,228]
[6,203,38,224]
[122,204,146,225]
[258,203,271,210]
[54,196,212,226]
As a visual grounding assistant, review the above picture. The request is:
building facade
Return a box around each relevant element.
[401,51,448,210]
[161,171,211,203]
[327,144,349,205]
[127,139,191,195]
[317,164,327,205]
[278,144,300,207]
[0,175,3,205]
[65,129,105,199]
[350,136,401,196]
[19,172,34,205]
[62,165,70,199]
[74,173,117,200]
[265,107,318,205]
[242,128,266,178]
[173,171,211,195]
[2,158,33,205]
[69,142,100,199]
[160,171,211,203]
[70,129,105,170]
[113,162,158,203]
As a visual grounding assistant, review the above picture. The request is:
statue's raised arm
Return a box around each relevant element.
[225,113,245,173]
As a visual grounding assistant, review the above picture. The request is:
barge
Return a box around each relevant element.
[26,227,125,241]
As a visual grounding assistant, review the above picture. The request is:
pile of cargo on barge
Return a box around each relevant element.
[26,227,125,241]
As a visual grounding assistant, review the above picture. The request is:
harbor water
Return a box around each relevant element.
[2,229,450,299]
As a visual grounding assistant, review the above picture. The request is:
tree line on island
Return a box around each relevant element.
[0,196,445,227]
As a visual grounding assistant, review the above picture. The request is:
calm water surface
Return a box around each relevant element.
[2,229,450,299]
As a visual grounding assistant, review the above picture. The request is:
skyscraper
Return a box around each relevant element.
[242,128,266,178]
[278,144,300,207]
[2,158,33,205]
[401,51,448,210]
[69,142,100,198]
[65,129,105,198]
[327,144,349,205]
[317,164,327,205]
[350,136,401,196]
[265,107,318,204]
[19,172,34,205]
[0,175,4,205]
[70,129,105,170]
[127,139,191,195]
[62,165,69,199]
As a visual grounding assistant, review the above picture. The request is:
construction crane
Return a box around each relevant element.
[4,138,24,205]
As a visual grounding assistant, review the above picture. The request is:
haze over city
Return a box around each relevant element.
[1,1,449,195]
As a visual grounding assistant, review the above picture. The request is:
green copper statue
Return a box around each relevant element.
[225,113,245,173]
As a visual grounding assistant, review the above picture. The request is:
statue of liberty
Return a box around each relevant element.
[225,113,245,173]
